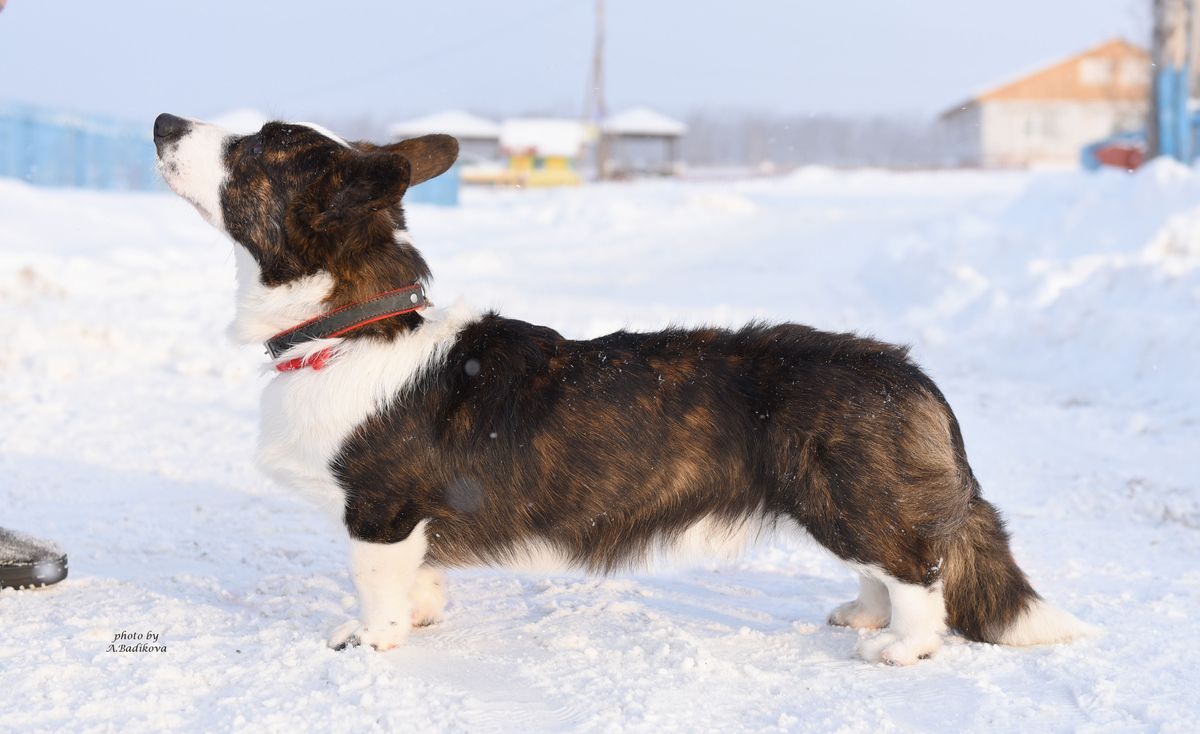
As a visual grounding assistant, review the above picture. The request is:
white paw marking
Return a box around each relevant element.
[327,618,411,651]
[843,564,946,665]
[857,631,943,666]
[828,599,890,629]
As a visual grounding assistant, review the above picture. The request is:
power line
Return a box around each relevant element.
[287,0,581,106]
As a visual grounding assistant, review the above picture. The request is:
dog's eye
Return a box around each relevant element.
[246,136,265,156]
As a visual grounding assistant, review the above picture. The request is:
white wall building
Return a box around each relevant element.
[941,38,1149,168]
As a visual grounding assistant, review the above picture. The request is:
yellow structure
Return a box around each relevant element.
[499,118,587,186]
[507,151,579,186]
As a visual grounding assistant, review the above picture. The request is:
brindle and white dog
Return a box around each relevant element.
[153,113,1091,664]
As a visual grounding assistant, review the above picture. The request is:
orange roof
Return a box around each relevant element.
[946,38,1149,115]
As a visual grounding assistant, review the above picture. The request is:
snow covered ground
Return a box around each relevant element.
[1,164,1197,732]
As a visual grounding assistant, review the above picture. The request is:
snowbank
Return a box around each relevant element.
[1,167,1197,732]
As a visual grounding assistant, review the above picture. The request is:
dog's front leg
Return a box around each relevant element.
[328,520,429,651]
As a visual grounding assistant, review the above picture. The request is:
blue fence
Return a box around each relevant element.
[0,103,161,190]
[405,163,460,206]
[0,102,460,205]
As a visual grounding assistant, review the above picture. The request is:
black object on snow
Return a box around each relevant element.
[0,528,68,590]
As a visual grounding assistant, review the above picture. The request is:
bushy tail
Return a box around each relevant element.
[941,496,1095,645]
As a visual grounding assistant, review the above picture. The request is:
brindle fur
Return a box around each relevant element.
[213,122,1039,644]
[219,123,454,337]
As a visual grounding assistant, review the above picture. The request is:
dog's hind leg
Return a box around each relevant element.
[828,570,891,629]
[410,565,448,627]
[855,569,947,666]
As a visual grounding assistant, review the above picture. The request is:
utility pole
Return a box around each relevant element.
[584,0,609,180]
[1150,0,1194,160]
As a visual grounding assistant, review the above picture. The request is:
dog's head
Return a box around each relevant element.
[153,113,458,290]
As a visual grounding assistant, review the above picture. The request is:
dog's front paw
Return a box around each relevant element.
[327,618,411,651]
[856,631,942,666]
[828,600,889,629]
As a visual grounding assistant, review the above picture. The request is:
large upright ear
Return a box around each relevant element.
[385,134,459,185]
[292,152,412,233]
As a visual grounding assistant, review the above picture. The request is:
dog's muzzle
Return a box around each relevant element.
[153,113,190,152]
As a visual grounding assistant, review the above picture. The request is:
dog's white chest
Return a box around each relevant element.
[256,370,355,516]
[253,305,476,517]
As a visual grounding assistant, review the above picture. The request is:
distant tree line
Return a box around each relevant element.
[320,110,953,171]
[680,111,949,170]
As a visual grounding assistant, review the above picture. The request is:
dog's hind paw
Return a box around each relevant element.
[410,568,448,627]
[327,618,410,652]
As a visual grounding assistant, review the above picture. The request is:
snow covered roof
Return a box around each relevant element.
[500,118,587,157]
[389,110,501,140]
[602,107,686,137]
[212,108,270,134]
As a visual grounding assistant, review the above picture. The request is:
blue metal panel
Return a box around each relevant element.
[1,102,459,202]
[404,162,461,206]
[1175,65,1191,163]
[0,102,162,190]
[1155,66,1192,163]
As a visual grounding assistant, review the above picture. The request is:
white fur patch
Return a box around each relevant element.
[229,247,337,345]
[851,563,948,665]
[228,230,417,347]
[328,522,431,650]
[295,121,351,148]
[995,598,1097,646]
[224,225,474,518]
[645,514,792,567]
[491,539,578,574]
[256,300,477,516]
[156,119,231,228]
[494,514,809,574]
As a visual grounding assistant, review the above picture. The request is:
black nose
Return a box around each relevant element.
[153,113,190,147]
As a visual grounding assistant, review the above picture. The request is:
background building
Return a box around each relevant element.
[389,110,501,163]
[601,107,686,177]
[499,118,588,186]
[940,38,1149,168]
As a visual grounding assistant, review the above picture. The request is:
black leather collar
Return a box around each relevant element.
[264,283,428,359]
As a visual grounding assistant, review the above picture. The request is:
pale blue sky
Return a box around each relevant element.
[0,0,1145,123]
